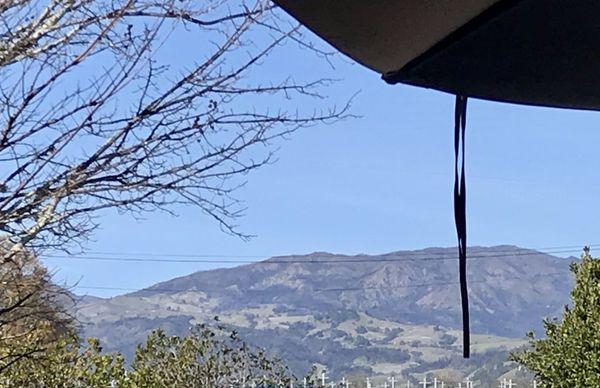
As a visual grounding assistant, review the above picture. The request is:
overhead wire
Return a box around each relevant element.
[52,244,588,297]
[42,245,596,265]
[72,271,570,295]
[69,243,598,259]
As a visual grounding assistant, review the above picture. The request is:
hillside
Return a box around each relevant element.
[76,245,576,380]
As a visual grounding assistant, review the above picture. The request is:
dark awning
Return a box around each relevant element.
[275,0,600,110]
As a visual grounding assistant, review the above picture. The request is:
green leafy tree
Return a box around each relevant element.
[1,323,313,387]
[0,337,127,387]
[511,248,600,386]
[129,325,298,387]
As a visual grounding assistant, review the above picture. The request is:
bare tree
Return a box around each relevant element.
[0,0,347,253]
[0,0,348,371]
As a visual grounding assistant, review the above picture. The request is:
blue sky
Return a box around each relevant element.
[43,11,600,297]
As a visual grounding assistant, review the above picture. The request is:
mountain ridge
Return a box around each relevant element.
[77,245,577,380]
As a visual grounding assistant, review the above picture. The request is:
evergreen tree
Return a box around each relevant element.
[511,248,600,386]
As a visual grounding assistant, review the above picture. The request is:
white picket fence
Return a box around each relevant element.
[281,373,540,388]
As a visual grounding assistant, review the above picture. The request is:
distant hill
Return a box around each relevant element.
[76,245,576,381]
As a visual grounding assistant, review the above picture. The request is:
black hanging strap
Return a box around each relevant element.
[454,95,470,358]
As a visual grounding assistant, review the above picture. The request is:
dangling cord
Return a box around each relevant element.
[454,95,470,358]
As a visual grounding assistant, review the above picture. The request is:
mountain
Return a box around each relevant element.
[76,245,576,381]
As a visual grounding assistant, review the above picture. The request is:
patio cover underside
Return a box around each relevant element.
[275,0,600,110]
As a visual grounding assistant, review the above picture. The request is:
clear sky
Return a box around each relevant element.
[43,10,600,297]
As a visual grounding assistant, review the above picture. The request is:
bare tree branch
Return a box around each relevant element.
[0,0,350,251]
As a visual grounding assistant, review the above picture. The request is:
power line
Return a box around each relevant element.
[73,271,569,295]
[43,245,594,265]
[75,243,597,259]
